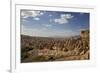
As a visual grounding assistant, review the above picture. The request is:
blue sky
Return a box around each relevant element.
[21,10,89,37]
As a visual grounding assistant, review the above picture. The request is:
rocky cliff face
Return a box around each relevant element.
[81,30,89,49]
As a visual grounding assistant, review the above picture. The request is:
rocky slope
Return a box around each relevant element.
[21,30,89,63]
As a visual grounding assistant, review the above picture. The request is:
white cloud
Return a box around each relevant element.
[33,17,40,20]
[49,14,52,17]
[61,14,73,19]
[49,19,53,23]
[40,12,44,15]
[21,10,44,19]
[54,18,68,24]
[42,24,52,27]
[54,14,74,24]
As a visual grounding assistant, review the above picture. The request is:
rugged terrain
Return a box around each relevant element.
[21,30,89,63]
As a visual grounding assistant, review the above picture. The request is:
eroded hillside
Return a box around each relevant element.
[21,30,89,63]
